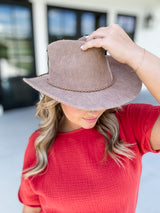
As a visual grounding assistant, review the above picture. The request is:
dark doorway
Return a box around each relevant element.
[0,0,38,110]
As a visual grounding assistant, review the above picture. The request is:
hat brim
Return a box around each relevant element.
[23,56,142,110]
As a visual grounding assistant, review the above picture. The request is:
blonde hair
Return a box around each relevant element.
[23,95,135,178]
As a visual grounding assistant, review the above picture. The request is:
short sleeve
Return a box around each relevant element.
[18,177,41,207]
[118,104,160,155]
[18,131,41,207]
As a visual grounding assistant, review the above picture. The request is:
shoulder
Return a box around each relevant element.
[115,103,160,154]
[27,130,40,153]
[22,130,40,170]
[28,130,40,144]
[115,103,160,133]
[116,103,160,118]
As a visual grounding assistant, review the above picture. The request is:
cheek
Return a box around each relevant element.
[100,109,106,116]
[61,104,83,121]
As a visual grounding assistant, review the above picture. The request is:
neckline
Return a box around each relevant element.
[57,127,95,136]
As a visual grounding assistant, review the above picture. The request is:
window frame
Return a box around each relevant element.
[47,5,107,43]
[116,13,137,40]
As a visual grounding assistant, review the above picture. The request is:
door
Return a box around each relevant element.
[0,1,38,110]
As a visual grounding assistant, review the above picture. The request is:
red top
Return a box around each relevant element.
[18,104,160,213]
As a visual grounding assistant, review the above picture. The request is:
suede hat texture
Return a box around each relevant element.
[23,38,142,110]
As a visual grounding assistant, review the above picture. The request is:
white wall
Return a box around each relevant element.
[136,8,160,57]
[30,0,160,75]
[32,0,48,76]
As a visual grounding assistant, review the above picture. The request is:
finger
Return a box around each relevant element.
[81,38,105,51]
[86,27,108,41]
[86,29,105,41]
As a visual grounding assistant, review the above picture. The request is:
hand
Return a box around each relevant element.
[81,24,143,69]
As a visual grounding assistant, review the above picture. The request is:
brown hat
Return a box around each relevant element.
[23,38,142,110]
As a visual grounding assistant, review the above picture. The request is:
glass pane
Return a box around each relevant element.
[98,15,106,27]
[48,9,76,38]
[13,6,31,39]
[81,12,95,35]
[0,4,33,79]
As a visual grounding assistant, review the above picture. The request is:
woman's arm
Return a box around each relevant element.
[23,205,41,213]
[81,24,160,103]
[128,47,160,104]
[81,24,160,151]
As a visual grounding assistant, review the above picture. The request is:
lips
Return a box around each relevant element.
[83,117,98,123]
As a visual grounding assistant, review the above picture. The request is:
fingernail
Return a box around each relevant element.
[85,35,89,38]
[80,45,84,49]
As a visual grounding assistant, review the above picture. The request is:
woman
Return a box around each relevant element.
[18,24,160,213]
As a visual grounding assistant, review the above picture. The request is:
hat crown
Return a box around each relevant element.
[47,40,113,92]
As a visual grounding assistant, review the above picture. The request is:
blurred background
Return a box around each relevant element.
[0,0,160,212]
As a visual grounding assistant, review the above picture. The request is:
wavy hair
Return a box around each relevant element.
[23,95,135,178]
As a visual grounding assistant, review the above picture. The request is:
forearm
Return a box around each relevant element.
[129,45,160,103]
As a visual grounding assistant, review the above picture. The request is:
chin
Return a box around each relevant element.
[83,124,96,129]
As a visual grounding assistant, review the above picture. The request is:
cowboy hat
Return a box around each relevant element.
[23,38,142,110]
